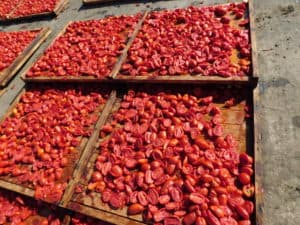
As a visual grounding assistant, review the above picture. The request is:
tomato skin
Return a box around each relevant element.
[235,205,250,219]
[239,173,251,185]
[238,220,251,225]
[239,153,253,165]
[243,201,254,214]
[240,166,253,176]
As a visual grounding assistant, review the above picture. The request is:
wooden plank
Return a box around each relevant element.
[0,28,51,87]
[53,0,69,16]
[60,91,117,207]
[249,0,259,79]
[114,75,254,85]
[110,12,148,79]
[66,87,253,224]
[0,0,68,22]
[253,85,263,225]
[0,179,35,198]
[67,202,144,225]
[62,215,71,225]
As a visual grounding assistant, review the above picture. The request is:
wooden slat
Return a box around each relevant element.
[60,91,117,207]
[62,215,71,225]
[0,180,35,198]
[110,12,148,79]
[0,28,51,87]
[53,0,69,16]
[67,202,144,225]
[115,75,253,85]
[249,0,259,79]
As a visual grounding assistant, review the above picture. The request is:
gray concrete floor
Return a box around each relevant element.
[0,0,299,224]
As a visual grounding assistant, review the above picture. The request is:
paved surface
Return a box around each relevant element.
[0,0,299,224]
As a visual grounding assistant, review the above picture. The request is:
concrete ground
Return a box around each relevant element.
[0,0,299,224]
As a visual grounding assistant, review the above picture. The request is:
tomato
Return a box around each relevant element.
[239,173,251,185]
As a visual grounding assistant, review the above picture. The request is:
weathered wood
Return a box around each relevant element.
[0,180,35,197]
[23,76,111,82]
[0,28,51,87]
[249,0,259,78]
[68,202,144,225]
[53,0,69,16]
[114,75,255,85]
[110,12,148,79]
[60,91,117,207]
[62,215,71,225]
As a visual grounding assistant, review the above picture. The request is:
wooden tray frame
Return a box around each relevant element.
[21,12,147,83]
[113,1,258,85]
[0,28,51,87]
[0,87,115,206]
[22,1,257,86]
[0,0,68,22]
[62,85,257,225]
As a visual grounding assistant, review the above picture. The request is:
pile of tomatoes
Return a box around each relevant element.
[0,86,108,203]
[0,189,61,225]
[120,3,251,77]
[11,0,61,18]
[0,0,61,19]
[0,30,40,72]
[27,14,140,78]
[87,89,254,225]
